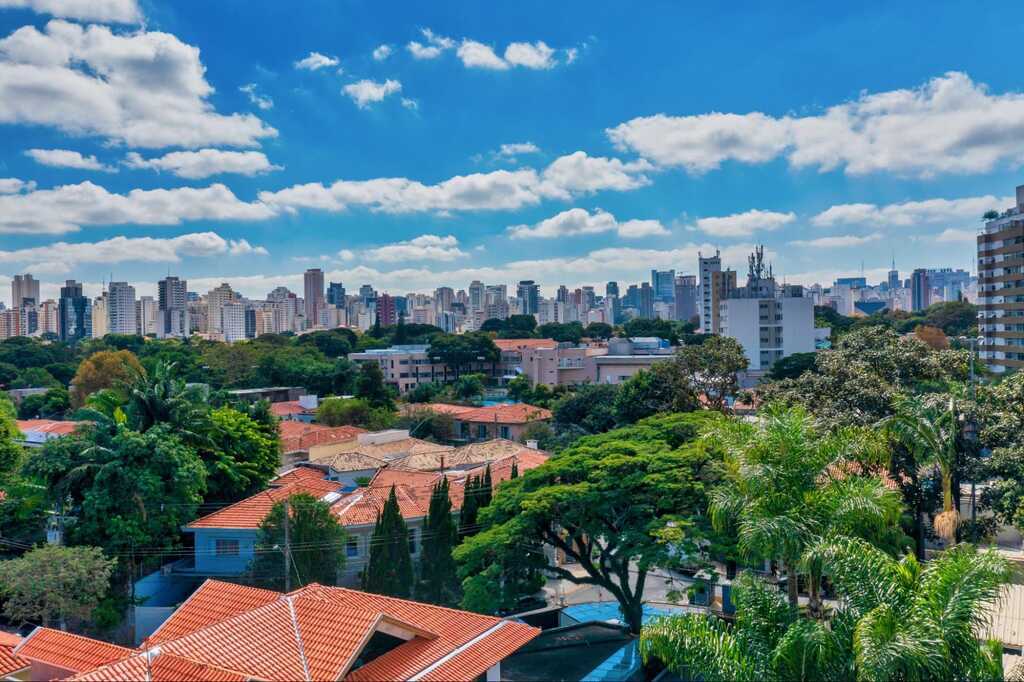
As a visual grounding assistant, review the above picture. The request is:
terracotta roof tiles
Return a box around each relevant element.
[144,579,280,646]
[0,644,27,677]
[279,422,364,454]
[187,479,343,529]
[424,403,553,424]
[16,419,81,436]
[14,628,132,674]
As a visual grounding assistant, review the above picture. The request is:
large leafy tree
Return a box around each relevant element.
[23,423,206,570]
[362,486,414,598]
[612,362,695,425]
[760,326,969,427]
[709,405,904,613]
[455,412,722,634]
[203,406,280,503]
[0,545,116,628]
[674,335,748,411]
[355,361,394,409]
[640,540,1009,682]
[249,493,347,590]
[417,477,459,605]
[552,383,620,434]
[426,333,499,380]
[69,349,145,408]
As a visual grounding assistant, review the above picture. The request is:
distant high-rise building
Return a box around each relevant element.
[220,302,247,342]
[605,281,619,299]
[556,285,569,304]
[651,269,675,303]
[11,274,39,309]
[92,292,110,338]
[136,296,158,336]
[698,251,722,333]
[304,269,325,328]
[980,185,1024,373]
[434,287,454,313]
[207,283,236,335]
[623,284,639,310]
[911,269,930,312]
[107,282,137,335]
[517,280,539,316]
[358,284,376,305]
[835,277,867,289]
[468,280,485,314]
[674,275,698,323]
[377,293,398,327]
[327,282,346,307]
[158,276,189,338]
[58,280,91,343]
[639,282,654,319]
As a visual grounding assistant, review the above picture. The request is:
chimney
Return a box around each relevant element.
[525,439,539,450]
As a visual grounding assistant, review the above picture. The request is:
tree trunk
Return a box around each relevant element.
[807,571,822,619]
[623,596,644,636]
[786,563,799,609]
[914,509,926,560]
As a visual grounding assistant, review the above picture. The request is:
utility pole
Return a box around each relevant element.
[283,498,291,592]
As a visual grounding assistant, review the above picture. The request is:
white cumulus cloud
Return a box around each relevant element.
[508,207,668,239]
[342,78,401,108]
[0,178,34,194]
[811,194,1011,227]
[694,209,796,238]
[239,83,273,110]
[498,142,540,157]
[124,149,282,179]
[457,40,508,70]
[791,233,883,248]
[407,28,454,59]
[504,41,556,69]
[294,51,339,71]
[372,44,392,61]
[0,231,267,273]
[0,181,274,234]
[0,0,141,23]
[0,20,276,148]
[608,72,1024,178]
[25,148,115,172]
[363,234,467,262]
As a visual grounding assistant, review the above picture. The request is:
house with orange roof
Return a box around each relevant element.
[278,421,364,468]
[0,632,28,680]
[15,419,83,447]
[174,450,548,594]
[420,403,552,442]
[15,579,539,681]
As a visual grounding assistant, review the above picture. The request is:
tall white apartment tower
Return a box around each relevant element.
[698,250,722,333]
[207,283,236,335]
[107,281,137,335]
[979,184,1024,373]
[11,274,39,309]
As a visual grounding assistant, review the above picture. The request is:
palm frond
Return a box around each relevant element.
[640,614,761,682]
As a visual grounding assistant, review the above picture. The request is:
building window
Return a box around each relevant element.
[500,426,511,439]
[215,539,240,557]
[346,538,359,558]
[408,529,417,555]
[476,424,488,440]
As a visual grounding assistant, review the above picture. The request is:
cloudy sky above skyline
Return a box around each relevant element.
[0,0,1015,302]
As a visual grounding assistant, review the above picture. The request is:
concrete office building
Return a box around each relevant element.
[698,250,721,332]
[303,268,325,329]
[718,246,815,373]
[674,275,698,323]
[911,269,930,312]
[651,269,675,303]
[517,280,539,316]
[107,282,137,335]
[136,296,158,336]
[11,274,39,309]
[158,276,189,339]
[58,280,91,342]
[979,185,1024,373]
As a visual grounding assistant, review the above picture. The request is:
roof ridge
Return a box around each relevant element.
[285,596,312,682]
[329,586,508,623]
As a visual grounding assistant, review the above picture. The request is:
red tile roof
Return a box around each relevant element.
[0,644,27,677]
[270,401,314,417]
[62,580,538,682]
[186,478,343,529]
[144,580,280,646]
[493,338,558,351]
[424,403,552,424]
[15,419,81,436]
[279,422,364,453]
[14,628,132,674]
[0,632,20,647]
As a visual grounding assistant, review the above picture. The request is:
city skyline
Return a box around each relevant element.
[0,1,1015,303]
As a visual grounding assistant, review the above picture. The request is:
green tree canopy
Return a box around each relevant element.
[417,477,459,605]
[552,383,620,434]
[0,545,115,628]
[355,361,395,409]
[613,362,695,425]
[249,493,347,590]
[362,486,414,598]
[674,335,747,411]
[455,412,723,634]
[70,349,144,408]
[203,406,280,503]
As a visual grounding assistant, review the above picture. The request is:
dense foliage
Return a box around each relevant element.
[249,493,348,590]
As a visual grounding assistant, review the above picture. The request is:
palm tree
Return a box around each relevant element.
[709,405,903,613]
[123,361,210,434]
[882,395,959,543]
[641,539,1010,682]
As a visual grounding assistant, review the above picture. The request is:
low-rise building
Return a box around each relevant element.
[16,579,538,681]
[15,419,81,446]
[420,403,553,442]
[518,338,675,388]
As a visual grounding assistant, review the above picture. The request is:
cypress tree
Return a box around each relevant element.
[510,460,519,479]
[459,475,480,540]
[361,486,414,597]
[479,464,493,508]
[417,477,458,605]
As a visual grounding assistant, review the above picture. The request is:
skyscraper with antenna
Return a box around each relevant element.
[887,254,899,291]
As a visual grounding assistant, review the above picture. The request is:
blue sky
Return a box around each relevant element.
[0,0,1018,301]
